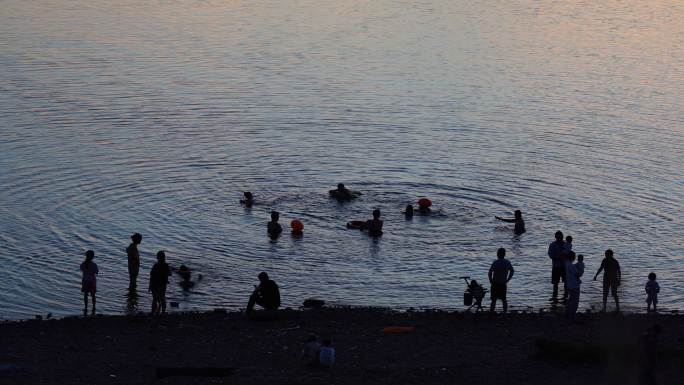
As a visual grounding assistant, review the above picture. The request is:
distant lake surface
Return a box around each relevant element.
[1,0,682,319]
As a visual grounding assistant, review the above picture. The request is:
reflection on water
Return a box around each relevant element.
[0,0,683,319]
[125,288,139,313]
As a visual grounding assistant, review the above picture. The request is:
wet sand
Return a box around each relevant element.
[1,307,683,384]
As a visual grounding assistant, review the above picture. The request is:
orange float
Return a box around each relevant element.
[291,220,304,232]
[418,198,432,207]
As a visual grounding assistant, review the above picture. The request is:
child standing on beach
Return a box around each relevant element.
[80,250,99,314]
[645,273,660,315]
[301,335,321,365]
[319,339,335,367]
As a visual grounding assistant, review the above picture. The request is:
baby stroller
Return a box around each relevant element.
[460,276,488,313]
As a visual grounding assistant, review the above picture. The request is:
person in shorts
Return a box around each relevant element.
[488,248,514,314]
[80,250,99,314]
[593,249,622,311]
[149,251,172,315]
[645,273,660,315]
[548,231,567,300]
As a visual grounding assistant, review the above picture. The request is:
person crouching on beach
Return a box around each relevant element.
[80,250,99,314]
[300,334,321,365]
[245,271,281,315]
[149,251,172,315]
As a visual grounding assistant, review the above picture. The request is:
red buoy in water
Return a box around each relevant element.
[291,220,304,232]
[418,198,432,208]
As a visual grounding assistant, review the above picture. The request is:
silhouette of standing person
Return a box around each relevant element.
[593,249,621,311]
[548,231,567,301]
[149,251,172,315]
[80,250,99,314]
[564,251,582,320]
[245,272,281,315]
[488,248,514,315]
[495,210,525,234]
[126,233,142,289]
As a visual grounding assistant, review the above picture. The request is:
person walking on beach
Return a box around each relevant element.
[593,249,622,311]
[126,233,142,289]
[548,231,567,301]
[564,251,582,320]
[495,210,525,234]
[80,250,99,314]
[645,273,660,315]
[149,251,172,315]
[245,271,281,315]
[488,248,514,315]
[359,209,383,236]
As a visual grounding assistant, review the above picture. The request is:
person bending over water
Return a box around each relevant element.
[245,271,281,315]
[80,250,99,314]
[495,210,525,234]
[267,211,283,235]
[126,233,142,289]
[360,209,383,236]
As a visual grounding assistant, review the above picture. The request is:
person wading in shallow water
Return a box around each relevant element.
[126,233,142,289]
[548,231,567,301]
[80,250,99,314]
[149,251,172,315]
[359,209,383,236]
[593,249,622,312]
[495,210,525,234]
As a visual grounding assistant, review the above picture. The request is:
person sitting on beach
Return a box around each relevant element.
[126,233,142,289]
[359,209,383,236]
[593,249,621,311]
[488,248,514,315]
[149,251,172,315]
[319,339,335,367]
[405,204,414,218]
[245,271,281,315]
[80,250,99,314]
[267,211,283,235]
[548,231,567,301]
[300,334,321,365]
[495,210,525,234]
[575,254,585,277]
[645,272,660,315]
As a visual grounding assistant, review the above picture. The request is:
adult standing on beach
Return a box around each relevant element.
[80,250,99,314]
[149,251,172,315]
[548,231,567,301]
[245,271,281,315]
[126,233,142,289]
[593,249,622,311]
[488,248,514,315]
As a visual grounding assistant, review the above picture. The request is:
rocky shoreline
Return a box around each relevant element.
[1,307,683,384]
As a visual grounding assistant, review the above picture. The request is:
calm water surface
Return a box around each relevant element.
[0,0,682,319]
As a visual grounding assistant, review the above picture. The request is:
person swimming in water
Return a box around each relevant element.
[267,211,283,235]
[405,204,414,218]
[241,191,254,205]
[495,210,525,234]
[359,209,383,236]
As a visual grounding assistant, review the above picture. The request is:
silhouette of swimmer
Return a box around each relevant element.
[241,191,254,205]
[359,209,383,236]
[267,211,283,235]
[405,204,414,218]
[177,265,195,291]
[495,210,525,234]
[329,183,361,198]
[593,249,621,311]
[418,203,431,214]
